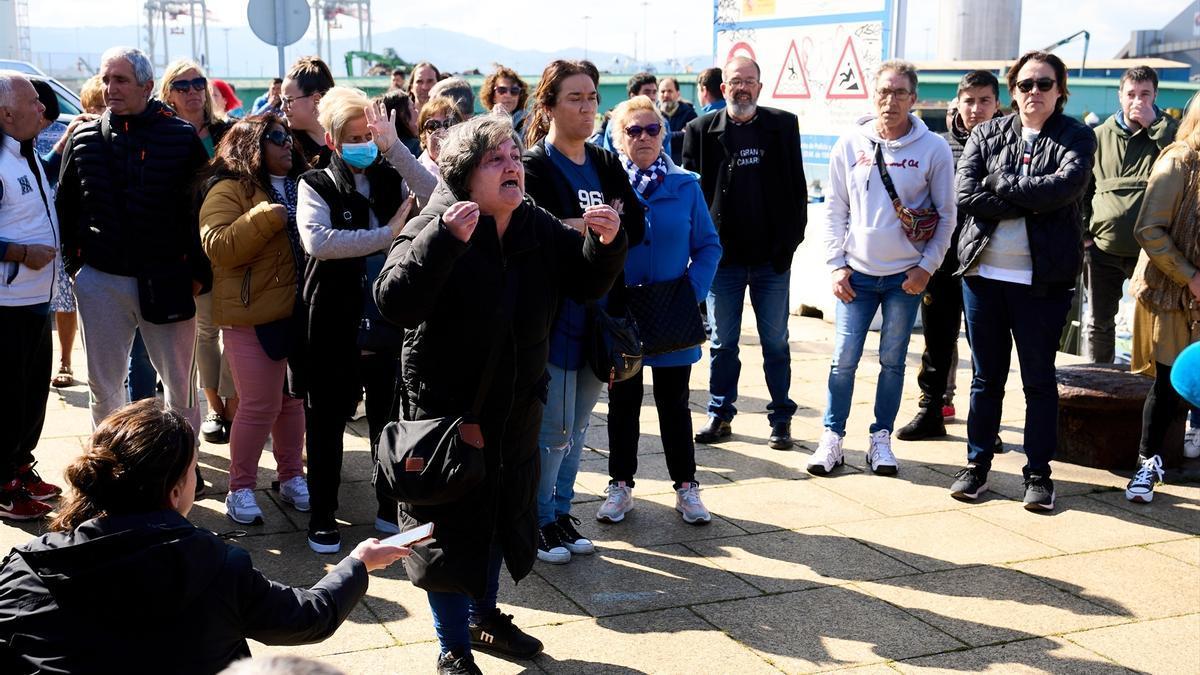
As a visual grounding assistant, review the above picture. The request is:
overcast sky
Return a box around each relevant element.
[29,0,1191,63]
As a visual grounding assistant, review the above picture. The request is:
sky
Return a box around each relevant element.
[27,0,1192,64]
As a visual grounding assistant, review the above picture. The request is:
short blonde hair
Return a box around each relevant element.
[157,59,216,123]
[317,86,371,144]
[79,75,105,113]
[610,95,666,150]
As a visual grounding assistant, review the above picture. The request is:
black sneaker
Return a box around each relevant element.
[436,651,482,675]
[1022,475,1055,512]
[994,435,1008,454]
[694,417,732,444]
[537,522,571,564]
[307,516,342,554]
[896,406,946,441]
[469,610,544,658]
[950,464,989,501]
[555,514,595,555]
[193,464,205,498]
[768,421,793,450]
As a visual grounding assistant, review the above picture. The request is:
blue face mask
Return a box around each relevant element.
[340,141,378,169]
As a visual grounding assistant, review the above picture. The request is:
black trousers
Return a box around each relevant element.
[1140,361,1186,462]
[362,352,401,523]
[915,268,963,406]
[0,306,51,481]
[607,364,696,489]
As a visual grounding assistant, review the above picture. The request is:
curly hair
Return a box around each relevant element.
[480,65,529,114]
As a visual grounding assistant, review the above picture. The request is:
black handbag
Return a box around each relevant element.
[625,274,706,357]
[586,302,643,386]
[136,268,196,324]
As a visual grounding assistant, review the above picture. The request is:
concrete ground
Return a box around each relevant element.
[4,307,1198,674]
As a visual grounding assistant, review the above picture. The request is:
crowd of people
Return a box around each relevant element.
[0,43,1197,674]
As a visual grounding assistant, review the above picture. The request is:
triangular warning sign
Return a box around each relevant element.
[826,36,868,99]
[772,40,810,99]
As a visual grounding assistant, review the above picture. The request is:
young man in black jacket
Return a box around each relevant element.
[682,56,807,450]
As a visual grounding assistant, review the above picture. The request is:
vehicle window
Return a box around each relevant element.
[56,92,81,116]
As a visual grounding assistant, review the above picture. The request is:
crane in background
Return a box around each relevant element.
[312,0,372,71]
[1042,30,1091,76]
[144,0,215,71]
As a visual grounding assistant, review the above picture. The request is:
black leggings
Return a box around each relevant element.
[1139,361,1185,463]
[607,364,697,489]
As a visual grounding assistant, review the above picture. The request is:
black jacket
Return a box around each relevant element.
[373,183,627,597]
[955,110,1097,290]
[0,511,367,675]
[56,99,211,289]
[681,106,807,273]
[521,139,645,246]
[664,101,698,165]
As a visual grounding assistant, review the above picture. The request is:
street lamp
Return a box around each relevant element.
[582,15,590,62]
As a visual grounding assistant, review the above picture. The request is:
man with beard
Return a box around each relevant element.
[683,56,807,450]
[659,77,697,165]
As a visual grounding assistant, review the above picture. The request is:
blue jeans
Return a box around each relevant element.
[127,329,158,401]
[824,271,923,436]
[536,364,604,527]
[426,545,504,655]
[706,264,796,425]
[962,276,1072,478]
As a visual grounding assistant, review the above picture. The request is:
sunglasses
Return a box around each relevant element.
[169,77,207,93]
[624,123,662,139]
[422,118,457,134]
[494,85,522,96]
[265,129,293,147]
[1016,77,1056,93]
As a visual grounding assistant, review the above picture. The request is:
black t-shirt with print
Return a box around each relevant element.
[720,115,771,266]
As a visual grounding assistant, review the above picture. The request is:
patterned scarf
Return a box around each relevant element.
[268,177,306,291]
[621,153,668,199]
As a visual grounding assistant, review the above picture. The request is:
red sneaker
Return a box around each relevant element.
[941,403,956,420]
[0,479,52,520]
[17,462,62,501]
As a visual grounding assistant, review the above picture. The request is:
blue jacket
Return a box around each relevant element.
[625,155,723,367]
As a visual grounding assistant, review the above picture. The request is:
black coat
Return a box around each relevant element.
[955,110,1097,290]
[664,101,698,165]
[521,139,645,246]
[681,106,808,273]
[373,183,627,597]
[0,511,367,675]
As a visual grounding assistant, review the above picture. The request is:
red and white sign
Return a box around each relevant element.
[826,36,868,100]
[772,40,811,99]
[726,41,757,64]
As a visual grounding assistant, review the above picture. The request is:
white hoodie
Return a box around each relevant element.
[822,114,956,276]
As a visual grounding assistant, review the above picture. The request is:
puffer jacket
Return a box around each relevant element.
[373,183,627,598]
[199,178,298,326]
[955,110,1097,290]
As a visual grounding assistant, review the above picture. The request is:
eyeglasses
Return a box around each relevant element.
[422,118,457,134]
[876,88,912,99]
[265,129,293,147]
[727,78,759,88]
[494,85,522,96]
[1016,77,1056,93]
[169,77,207,93]
[624,123,662,139]
[281,93,314,107]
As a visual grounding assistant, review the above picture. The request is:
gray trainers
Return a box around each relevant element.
[675,482,711,525]
[596,481,633,523]
[225,488,263,525]
[278,475,311,512]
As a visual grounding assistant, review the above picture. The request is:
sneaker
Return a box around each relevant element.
[807,429,845,476]
[194,465,206,498]
[374,516,401,535]
[0,479,52,521]
[596,481,633,523]
[307,516,342,554]
[555,514,595,555]
[225,488,264,525]
[694,417,732,444]
[15,462,61,501]
[950,464,989,500]
[1184,425,1200,459]
[469,610,544,658]
[1022,475,1056,511]
[675,482,712,524]
[436,652,482,675]
[942,402,956,419]
[1125,455,1164,503]
[200,412,229,444]
[994,435,1008,454]
[896,407,946,441]
[278,476,311,512]
[867,430,899,476]
[537,522,571,564]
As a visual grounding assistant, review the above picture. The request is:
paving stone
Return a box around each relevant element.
[581,489,750,549]
[226,524,380,588]
[693,443,816,485]
[895,636,1133,674]
[1146,537,1200,567]
[967,495,1188,554]
[805,465,999,517]
[1063,613,1200,675]
[830,510,1059,571]
[693,480,881,534]
[321,641,531,673]
[535,542,760,617]
[694,586,963,672]
[189,489,305,537]
[685,526,919,593]
[1010,547,1200,620]
[1085,483,1200,535]
[855,565,1121,647]
[573,455,731,499]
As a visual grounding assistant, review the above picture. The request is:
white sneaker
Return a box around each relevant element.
[675,482,711,524]
[1184,424,1200,459]
[225,488,264,525]
[278,476,311,512]
[596,482,633,523]
[807,429,844,476]
[867,430,899,476]
[1125,455,1165,503]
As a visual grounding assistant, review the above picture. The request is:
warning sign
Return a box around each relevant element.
[726,41,757,64]
[826,36,868,99]
[772,40,810,99]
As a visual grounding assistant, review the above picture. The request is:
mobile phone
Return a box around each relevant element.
[380,522,435,548]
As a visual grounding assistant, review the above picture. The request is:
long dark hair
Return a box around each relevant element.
[524,59,599,147]
[201,112,307,198]
[377,90,419,145]
[52,400,195,532]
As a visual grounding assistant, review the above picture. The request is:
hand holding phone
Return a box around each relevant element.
[380,522,435,548]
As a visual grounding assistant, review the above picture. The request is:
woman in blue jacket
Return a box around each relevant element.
[596,95,723,526]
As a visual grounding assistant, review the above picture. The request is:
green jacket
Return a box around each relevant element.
[1084,111,1178,257]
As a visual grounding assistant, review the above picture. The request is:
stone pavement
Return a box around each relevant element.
[4,309,1199,674]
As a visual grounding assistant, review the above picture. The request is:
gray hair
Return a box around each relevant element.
[101,46,154,85]
[219,656,345,675]
[877,59,918,93]
[430,77,474,119]
[438,113,523,199]
[0,70,29,108]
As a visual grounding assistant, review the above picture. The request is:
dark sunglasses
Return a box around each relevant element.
[624,123,662,139]
[265,129,293,147]
[1016,77,1056,93]
[494,85,522,96]
[422,118,457,134]
[169,77,208,93]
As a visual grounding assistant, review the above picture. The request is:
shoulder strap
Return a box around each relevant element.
[873,142,902,204]
[469,262,519,417]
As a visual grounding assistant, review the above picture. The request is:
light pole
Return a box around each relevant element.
[582,15,590,61]
[222,27,231,75]
[641,1,649,69]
